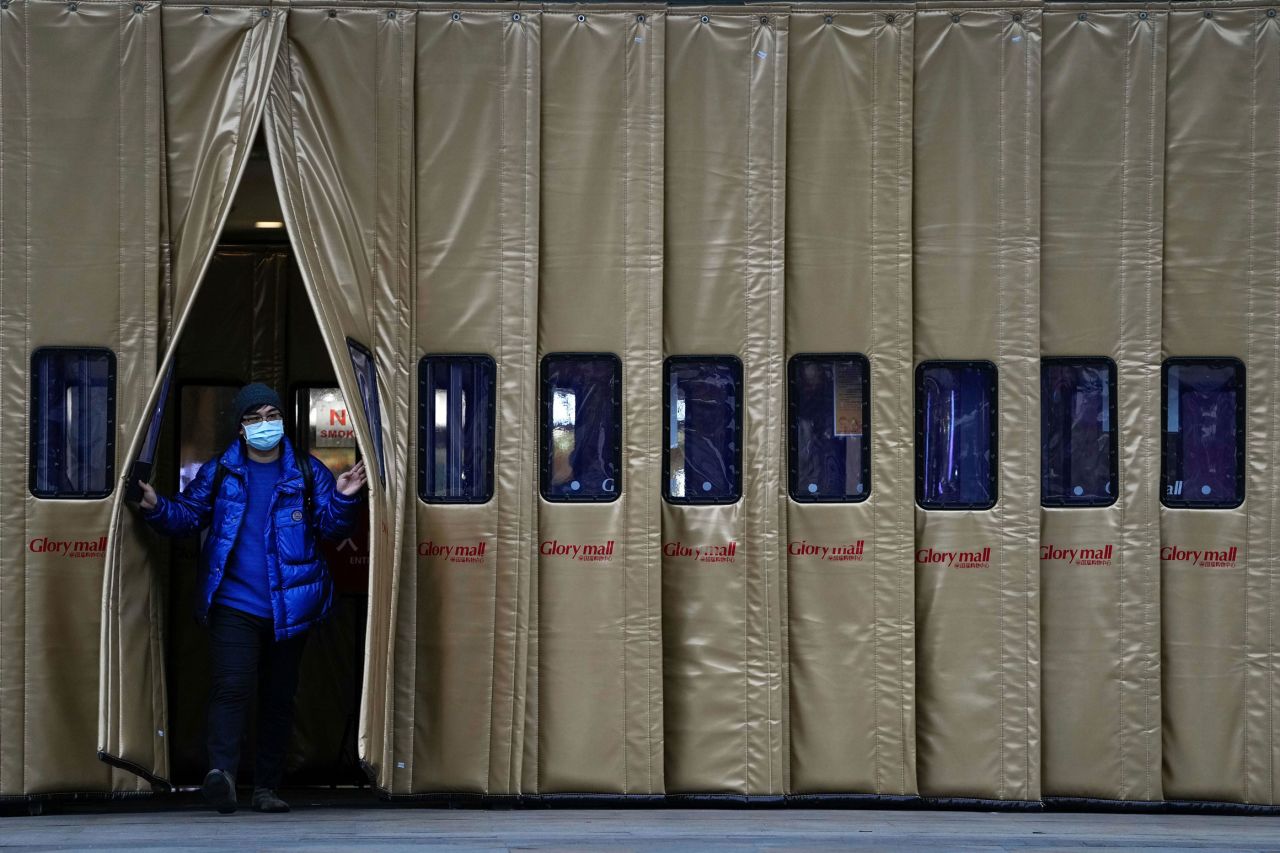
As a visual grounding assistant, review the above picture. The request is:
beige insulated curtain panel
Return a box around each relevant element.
[662,7,788,796]
[912,1,1042,801]
[402,4,538,796]
[785,4,916,797]
[535,6,664,795]
[1,0,1276,807]
[1,0,161,798]
[98,1,283,788]
[1039,4,1164,802]
[265,1,415,794]
[1162,0,1280,806]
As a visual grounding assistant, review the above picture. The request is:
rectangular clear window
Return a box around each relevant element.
[1162,357,1245,509]
[664,356,743,505]
[347,338,386,485]
[1041,358,1118,508]
[419,356,496,504]
[30,347,117,499]
[916,360,998,510]
[541,353,622,502]
[788,353,870,502]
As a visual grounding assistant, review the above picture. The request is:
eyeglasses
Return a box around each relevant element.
[242,412,284,426]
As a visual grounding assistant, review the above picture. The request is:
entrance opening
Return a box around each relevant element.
[149,134,370,788]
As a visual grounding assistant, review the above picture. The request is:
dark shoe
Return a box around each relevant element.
[202,769,237,814]
[251,787,290,813]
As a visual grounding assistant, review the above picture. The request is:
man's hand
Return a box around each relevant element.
[138,480,157,511]
[336,460,368,497]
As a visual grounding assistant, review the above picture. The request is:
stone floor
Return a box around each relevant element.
[3,794,1280,852]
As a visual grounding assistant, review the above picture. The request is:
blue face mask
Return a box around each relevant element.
[243,420,284,452]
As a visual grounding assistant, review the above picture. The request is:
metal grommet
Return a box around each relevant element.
[200,5,210,13]
[576,13,585,22]
[328,9,337,17]
[886,13,896,23]
[261,8,270,16]
[386,10,395,19]
[824,15,833,24]
[760,15,769,25]
[1012,13,1022,22]
[512,12,521,22]
[1078,12,1087,20]
[1270,9,1277,16]
[68,2,78,11]
[636,13,645,23]
[951,13,961,23]
[1204,10,1213,18]
[1139,10,1149,19]
[451,11,460,21]
[700,15,710,24]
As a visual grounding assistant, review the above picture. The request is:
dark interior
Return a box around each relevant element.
[154,138,370,788]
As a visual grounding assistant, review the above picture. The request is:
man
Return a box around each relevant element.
[135,382,367,815]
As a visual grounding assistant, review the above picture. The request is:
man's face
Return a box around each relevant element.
[240,404,283,440]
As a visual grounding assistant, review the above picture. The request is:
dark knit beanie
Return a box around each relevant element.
[231,382,283,428]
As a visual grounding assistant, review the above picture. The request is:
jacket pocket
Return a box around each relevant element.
[275,506,317,564]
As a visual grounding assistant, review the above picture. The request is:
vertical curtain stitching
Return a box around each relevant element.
[1140,7,1159,804]
[1117,8,1133,800]
[869,13,883,797]
[994,9,1009,801]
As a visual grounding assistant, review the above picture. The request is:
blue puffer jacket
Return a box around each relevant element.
[144,437,361,640]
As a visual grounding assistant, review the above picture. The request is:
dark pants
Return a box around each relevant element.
[207,605,307,790]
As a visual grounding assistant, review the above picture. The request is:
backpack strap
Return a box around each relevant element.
[300,453,315,520]
[211,463,228,508]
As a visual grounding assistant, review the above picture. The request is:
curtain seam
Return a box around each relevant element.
[1117,9,1133,801]
[1140,7,1159,804]
[995,10,1009,802]
[621,13,632,797]
[895,15,911,797]
[1244,9,1259,804]
[869,16,883,799]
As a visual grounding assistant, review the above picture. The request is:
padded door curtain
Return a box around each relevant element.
[264,0,416,795]
[404,4,539,797]
[912,1,1042,802]
[0,0,278,797]
[0,0,1267,809]
[97,1,283,788]
[1040,3,1164,802]
[1162,1,1280,806]
[1,0,169,797]
[785,4,917,799]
